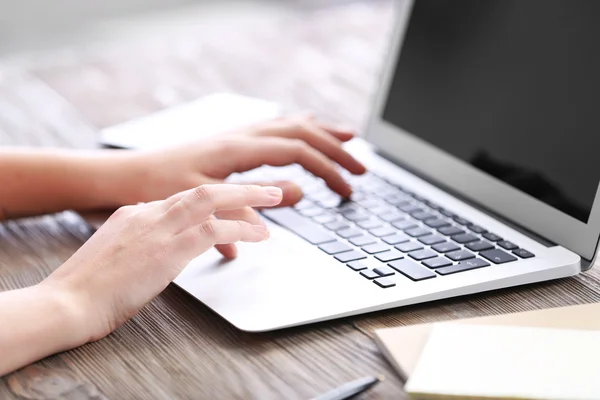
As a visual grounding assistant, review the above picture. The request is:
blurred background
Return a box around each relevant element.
[0,0,368,56]
[0,0,393,149]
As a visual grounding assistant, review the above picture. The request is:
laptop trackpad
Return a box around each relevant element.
[173,223,365,331]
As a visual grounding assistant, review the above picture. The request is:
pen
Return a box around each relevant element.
[312,375,384,400]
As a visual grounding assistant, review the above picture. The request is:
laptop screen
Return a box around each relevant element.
[383,0,600,224]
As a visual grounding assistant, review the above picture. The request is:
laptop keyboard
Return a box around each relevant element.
[259,168,536,289]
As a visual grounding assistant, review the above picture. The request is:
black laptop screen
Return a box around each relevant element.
[383,0,600,223]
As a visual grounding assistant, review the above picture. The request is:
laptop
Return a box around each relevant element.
[104,0,600,332]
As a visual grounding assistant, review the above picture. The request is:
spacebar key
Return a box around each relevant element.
[262,208,336,245]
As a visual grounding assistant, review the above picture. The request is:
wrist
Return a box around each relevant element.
[82,151,149,208]
[0,283,91,375]
[35,281,92,348]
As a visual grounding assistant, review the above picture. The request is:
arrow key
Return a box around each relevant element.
[480,249,517,264]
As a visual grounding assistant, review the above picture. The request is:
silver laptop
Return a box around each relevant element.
[174,0,600,332]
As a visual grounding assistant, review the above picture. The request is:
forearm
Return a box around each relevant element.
[0,148,136,220]
[0,284,88,376]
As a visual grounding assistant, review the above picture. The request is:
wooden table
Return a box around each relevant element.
[1,2,599,399]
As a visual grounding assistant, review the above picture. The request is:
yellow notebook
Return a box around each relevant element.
[404,324,600,400]
[374,302,600,379]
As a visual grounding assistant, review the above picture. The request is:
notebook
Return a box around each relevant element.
[99,92,282,150]
[404,324,600,400]
[373,302,600,379]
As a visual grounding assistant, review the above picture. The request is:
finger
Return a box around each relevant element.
[256,120,366,175]
[176,219,270,258]
[164,184,283,231]
[317,122,357,142]
[214,207,260,259]
[216,206,263,226]
[293,120,365,174]
[224,138,353,198]
[215,243,238,259]
[295,114,357,142]
[202,219,269,244]
[159,175,222,209]
[248,181,304,208]
[206,215,239,259]
[202,218,236,260]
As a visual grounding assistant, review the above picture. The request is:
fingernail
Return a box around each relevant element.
[254,224,269,237]
[265,187,283,198]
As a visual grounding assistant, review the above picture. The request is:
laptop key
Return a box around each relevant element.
[360,269,380,280]
[373,277,396,288]
[438,226,464,236]
[357,218,383,230]
[437,258,491,275]
[498,240,518,250]
[370,204,395,215]
[298,206,326,218]
[483,232,503,242]
[411,211,436,221]
[347,261,368,271]
[453,216,471,226]
[405,227,432,238]
[466,241,495,252]
[349,235,377,247]
[262,208,335,245]
[294,199,314,210]
[337,228,363,239]
[396,241,424,253]
[389,259,437,281]
[318,197,343,209]
[513,248,535,259]
[313,213,337,224]
[468,224,488,234]
[422,257,453,269]
[335,250,367,263]
[383,233,411,245]
[319,241,353,255]
[480,249,518,264]
[409,249,437,261]
[385,195,410,206]
[362,243,391,254]
[424,218,451,229]
[379,212,405,223]
[427,203,442,211]
[342,209,370,222]
[439,209,456,218]
[355,198,382,208]
[398,204,422,213]
[324,220,350,231]
[374,265,396,277]
[338,202,360,212]
[431,242,460,253]
[446,250,476,261]
[451,233,479,244]
[370,226,397,238]
[419,235,445,246]
[375,250,405,262]
[393,220,419,230]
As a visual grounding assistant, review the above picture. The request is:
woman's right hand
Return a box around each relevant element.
[42,184,282,345]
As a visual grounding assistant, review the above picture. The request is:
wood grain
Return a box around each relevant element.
[0,1,598,399]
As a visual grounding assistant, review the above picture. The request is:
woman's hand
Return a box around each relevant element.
[0,116,364,224]
[122,115,366,209]
[42,184,282,344]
